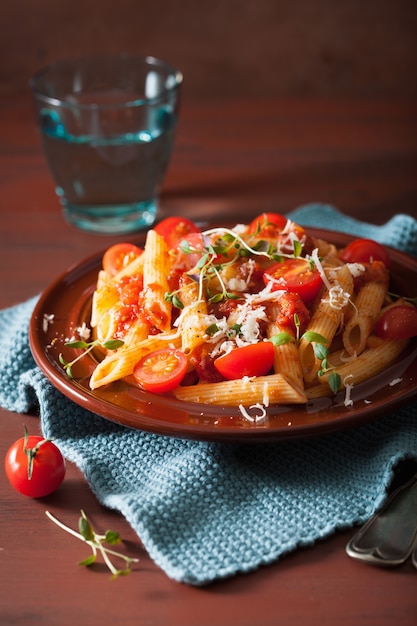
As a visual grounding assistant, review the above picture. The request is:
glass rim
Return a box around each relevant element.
[29,53,183,109]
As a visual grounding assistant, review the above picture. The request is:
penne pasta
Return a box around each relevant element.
[298,264,354,382]
[305,338,408,399]
[141,229,172,332]
[174,373,306,406]
[343,267,389,355]
[267,303,304,389]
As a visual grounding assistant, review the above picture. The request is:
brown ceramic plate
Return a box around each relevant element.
[29,227,417,443]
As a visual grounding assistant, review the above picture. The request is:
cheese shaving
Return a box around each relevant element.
[343,374,354,407]
[238,403,268,423]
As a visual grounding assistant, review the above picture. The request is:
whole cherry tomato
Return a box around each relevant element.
[374,305,417,340]
[154,216,201,249]
[340,238,390,269]
[103,243,143,276]
[248,212,288,238]
[5,428,66,498]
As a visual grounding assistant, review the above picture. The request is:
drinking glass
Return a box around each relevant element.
[30,54,183,234]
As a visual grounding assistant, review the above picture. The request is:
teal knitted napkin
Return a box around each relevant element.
[1,204,417,585]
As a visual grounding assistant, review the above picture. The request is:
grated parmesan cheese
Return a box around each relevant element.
[42,313,55,333]
[238,403,268,423]
[346,262,365,278]
[76,322,91,341]
[389,377,403,387]
[322,285,351,310]
[343,375,354,407]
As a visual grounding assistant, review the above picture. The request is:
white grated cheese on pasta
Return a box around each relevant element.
[322,285,351,310]
[310,248,332,291]
[346,262,365,278]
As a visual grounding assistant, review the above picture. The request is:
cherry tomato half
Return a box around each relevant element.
[133,348,188,394]
[5,431,66,498]
[154,216,201,250]
[214,342,275,380]
[263,258,323,304]
[340,238,390,269]
[248,212,288,238]
[103,243,143,276]
[374,305,417,340]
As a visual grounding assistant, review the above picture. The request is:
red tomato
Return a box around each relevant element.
[154,216,201,250]
[340,238,390,269]
[103,243,143,276]
[263,258,322,303]
[5,431,66,498]
[374,305,417,340]
[248,212,288,238]
[172,232,206,270]
[133,348,188,393]
[214,342,275,380]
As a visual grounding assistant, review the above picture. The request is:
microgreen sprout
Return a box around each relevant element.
[45,510,139,579]
[165,226,308,308]
[387,292,417,307]
[59,339,124,378]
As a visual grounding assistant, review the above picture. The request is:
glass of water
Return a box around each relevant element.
[30,55,183,234]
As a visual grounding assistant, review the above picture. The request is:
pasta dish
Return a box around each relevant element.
[60,213,417,415]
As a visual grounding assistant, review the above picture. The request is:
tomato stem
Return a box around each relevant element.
[22,425,50,480]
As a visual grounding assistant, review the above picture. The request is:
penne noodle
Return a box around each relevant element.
[343,274,388,356]
[299,264,354,382]
[267,303,304,389]
[305,338,409,399]
[173,373,307,406]
[141,230,172,332]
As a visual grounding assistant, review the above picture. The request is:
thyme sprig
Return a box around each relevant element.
[59,338,124,378]
[46,510,139,579]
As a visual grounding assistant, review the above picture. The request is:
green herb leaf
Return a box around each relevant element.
[105,530,122,545]
[314,343,328,361]
[64,340,90,349]
[302,331,329,344]
[269,332,294,346]
[102,339,124,350]
[79,555,97,567]
[328,372,342,394]
[79,515,95,542]
[293,240,302,258]
[209,293,224,303]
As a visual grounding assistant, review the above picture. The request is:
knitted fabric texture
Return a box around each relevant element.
[1,204,417,585]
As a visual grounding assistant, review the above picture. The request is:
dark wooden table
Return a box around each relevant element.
[1,93,417,626]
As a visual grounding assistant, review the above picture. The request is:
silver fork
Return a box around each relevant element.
[346,473,417,568]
